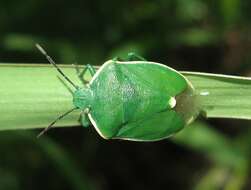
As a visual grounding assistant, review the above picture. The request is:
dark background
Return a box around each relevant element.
[1,0,251,190]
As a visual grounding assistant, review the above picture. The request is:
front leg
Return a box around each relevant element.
[77,64,97,85]
[83,64,96,77]
[80,112,90,128]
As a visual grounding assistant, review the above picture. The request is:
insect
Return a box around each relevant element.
[36,44,195,141]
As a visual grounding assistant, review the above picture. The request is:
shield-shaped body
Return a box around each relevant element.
[87,60,191,141]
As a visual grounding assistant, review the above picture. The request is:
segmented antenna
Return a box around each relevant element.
[36,44,78,89]
[57,76,74,95]
[37,107,77,138]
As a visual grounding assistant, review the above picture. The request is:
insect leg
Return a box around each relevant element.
[79,108,91,127]
[86,64,96,76]
[79,64,96,80]
[73,63,89,85]
[113,53,146,62]
[80,113,90,127]
[127,52,146,61]
[112,57,119,61]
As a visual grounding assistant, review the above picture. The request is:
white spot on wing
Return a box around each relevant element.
[169,97,176,108]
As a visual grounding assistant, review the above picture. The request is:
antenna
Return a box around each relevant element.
[57,76,74,95]
[36,44,78,89]
[37,107,77,138]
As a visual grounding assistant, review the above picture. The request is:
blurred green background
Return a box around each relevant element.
[1,0,251,189]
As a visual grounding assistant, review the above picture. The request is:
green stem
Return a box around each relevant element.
[0,64,80,130]
[1,64,251,131]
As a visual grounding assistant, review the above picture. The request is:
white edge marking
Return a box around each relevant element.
[112,133,176,142]
[88,60,114,139]
[88,113,109,139]
[87,112,158,141]
[186,116,195,125]
[89,60,114,85]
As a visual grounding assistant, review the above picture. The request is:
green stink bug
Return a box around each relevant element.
[36,44,197,141]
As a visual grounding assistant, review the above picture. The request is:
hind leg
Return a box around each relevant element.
[127,52,146,61]
[113,53,146,62]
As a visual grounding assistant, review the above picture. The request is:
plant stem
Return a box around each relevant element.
[1,64,251,131]
[0,64,81,130]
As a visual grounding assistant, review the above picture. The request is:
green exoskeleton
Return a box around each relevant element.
[36,44,198,141]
